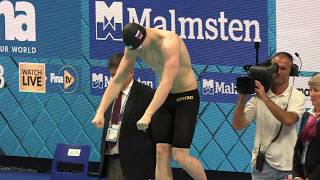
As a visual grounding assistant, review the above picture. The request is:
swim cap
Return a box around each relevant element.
[122,23,147,50]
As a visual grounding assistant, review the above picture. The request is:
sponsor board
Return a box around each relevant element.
[46,65,81,94]
[19,62,81,94]
[19,62,46,93]
[201,72,239,103]
[91,66,156,96]
[0,0,81,58]
[89,0,268,66]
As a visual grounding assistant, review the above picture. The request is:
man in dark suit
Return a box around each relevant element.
[94,53,156,180]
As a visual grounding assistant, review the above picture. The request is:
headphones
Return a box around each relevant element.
[272,52,299,77]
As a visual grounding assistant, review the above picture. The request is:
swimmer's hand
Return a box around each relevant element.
[136,114,152,131]
[91,113,105,128]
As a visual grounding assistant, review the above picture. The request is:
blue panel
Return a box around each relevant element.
[201,140,226,169]
[228,142,252,172]
[46,130,68,155]
[218,159,236,172]
[21,129,44,157]
[0,89,19,118]
[214,122,238,154]
[37,147,52,158]
[20,94,43,123]
[13,145,28,157]
[70,95,96,125]
[0,128,20,155]
[58,110,83,143]
[0,114,6,135]
[46,95,69,122]
[201,103,225,134]
[7,109,32,140]
[33,111,57,141]
[193,120,212,152]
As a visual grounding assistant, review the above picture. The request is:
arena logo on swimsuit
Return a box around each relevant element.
[176,96,193,102]
[95,1,261,42]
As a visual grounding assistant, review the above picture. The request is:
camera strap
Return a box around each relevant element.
[264,85,295,153]
[271,124,283,143]
[264,123,283,153]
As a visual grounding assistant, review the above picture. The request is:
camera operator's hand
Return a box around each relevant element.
[255,80,268,101]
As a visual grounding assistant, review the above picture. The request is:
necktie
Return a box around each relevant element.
[301,114,318,143]
[107,93,122,151]
[111,93,122,124]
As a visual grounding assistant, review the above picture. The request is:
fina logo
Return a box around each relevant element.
[202,79,237,95]
[95,0,261,42]
[50,66,78,93]
[0,0,36,41]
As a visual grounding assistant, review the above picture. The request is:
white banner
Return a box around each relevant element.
[277,0,320,72]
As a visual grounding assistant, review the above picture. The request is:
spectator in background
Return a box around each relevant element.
[293,73,320,180]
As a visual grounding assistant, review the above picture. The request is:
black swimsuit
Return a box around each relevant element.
[151,89,199,148]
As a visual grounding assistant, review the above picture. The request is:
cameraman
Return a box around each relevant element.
[233,52,305,180]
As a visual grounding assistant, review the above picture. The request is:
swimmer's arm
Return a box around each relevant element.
[96,49,136,115]
[144,35,180,117]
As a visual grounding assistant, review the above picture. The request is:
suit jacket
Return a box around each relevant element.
[98,80,156,180]
[293,112,320,180]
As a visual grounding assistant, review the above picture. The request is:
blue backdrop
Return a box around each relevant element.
[0,0,287,173]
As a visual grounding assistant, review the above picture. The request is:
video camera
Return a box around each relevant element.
[236,61,279,94]
[236,42,301,94]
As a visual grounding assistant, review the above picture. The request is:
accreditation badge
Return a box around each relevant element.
[106,124,120,142]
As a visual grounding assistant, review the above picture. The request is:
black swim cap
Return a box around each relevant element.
[122,23,147,50]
